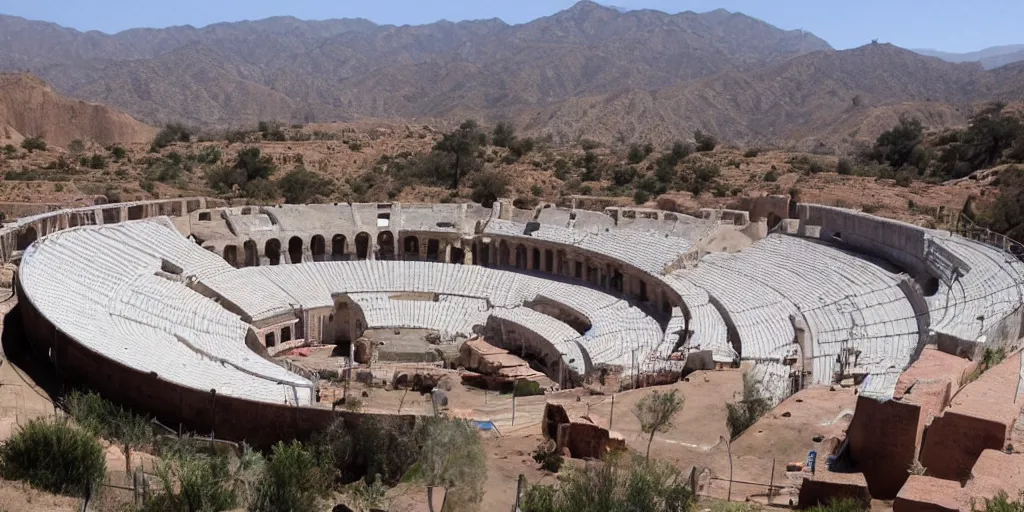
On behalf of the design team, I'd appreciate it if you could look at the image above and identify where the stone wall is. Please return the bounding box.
[919,352,1022,482]
[845,395,922,499]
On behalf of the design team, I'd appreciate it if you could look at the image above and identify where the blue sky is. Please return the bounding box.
[0,0,1019,53]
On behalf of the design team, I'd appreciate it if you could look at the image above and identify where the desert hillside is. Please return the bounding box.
[0,74,156,148]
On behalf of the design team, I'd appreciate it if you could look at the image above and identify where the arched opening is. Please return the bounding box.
[265,332,276,348]
[557,250,568,275]
[611,268,624,293]
[450,246,465,265]
[544,249,554,273]
[223,245,239,268]
[480,244,491,267]
[404,236,420,258]
[471,243,479,266]
[281,326,292,343]
[515,244,528,269]
[499,241,511,266]
[244,240,258,267]
[532,248,541,271]
[288,236,304,264]
[355,232,370,259]
[311,235,326,262]
[265,239,282,266]
[17,226,38,251]
[377,231,395,260]
[767,213,783,232]
[427,239,440,262]
[332,235,347,261]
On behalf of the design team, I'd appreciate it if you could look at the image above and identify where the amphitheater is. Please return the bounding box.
[5,196,1024,451]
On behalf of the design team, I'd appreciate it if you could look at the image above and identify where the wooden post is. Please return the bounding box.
[514,474,526,512]
[398,388,409,413]
[511,388,517,426]
[768,458,775,504]
[609,394,615,432]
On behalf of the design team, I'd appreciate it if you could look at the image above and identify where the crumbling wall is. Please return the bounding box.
[919,411,1008,482]
[845,395,922,499]
[797,473,871,510]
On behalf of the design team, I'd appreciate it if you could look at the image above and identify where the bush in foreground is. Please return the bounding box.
[0,418,106,496]
[521,453,693,512]
[250,441,332,512]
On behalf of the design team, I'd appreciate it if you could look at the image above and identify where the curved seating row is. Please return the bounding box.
[20,219,314,405]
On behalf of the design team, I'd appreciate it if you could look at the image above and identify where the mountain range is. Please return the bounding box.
[914,44,1024,70]
[0,1,1022,147]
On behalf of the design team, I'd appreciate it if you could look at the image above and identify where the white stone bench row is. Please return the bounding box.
[20,220,314,406]
[926,235,1024,342]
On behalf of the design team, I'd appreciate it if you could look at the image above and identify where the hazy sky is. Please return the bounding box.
[0,0,1018,53]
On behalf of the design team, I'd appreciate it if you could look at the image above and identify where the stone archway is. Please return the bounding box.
[223,245,239,268]
[17,226,37,251]
[427,239,440,262]
[311,235,326,262]
[332,235,347,261]
[355,232,370,260]
[377,231,395,260]
[532,248,541,271]
[515,244,527,268]
[265,239,282,266]
[499,240,511,266]
[244,240,258,267]
[404,236,420,258]
[288,236,303,264]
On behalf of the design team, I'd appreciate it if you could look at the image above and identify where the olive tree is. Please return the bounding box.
[633,389,685,459]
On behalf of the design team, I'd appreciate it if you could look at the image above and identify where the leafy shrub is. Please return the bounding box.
[612,166,638,186]
[142,445,262,512]
[579,138,600,151]
[804,498,869,512]
[836,158,853,175]
[250,441,332,512]
[87,154,106,169]
[514,196,540,210]
[257,120,287,142]
[314,416,421,486]
[68,139,85,155]
[627,143,647,164]
[0,418,105,496]
[152,123,194,150]
[763,170,779,182]
[64,390,153,475]
[532,440,564,473]
[743,148,760,158]
[196,145,221,165]
[521,454,693,512]
[634,189,650,205]
[979,491,1024,512]
[531,184,543,197]
[21,137,46,152]
[109,145,127,162]
[726,375,770,440]
[278,166,333,204]
[348,141,363,152]
[694,130,718,152]
[514,379,544,397]
[2,144,16,156]
[407,417,487,511]
[470,171,508,207]
[492,122,516,149]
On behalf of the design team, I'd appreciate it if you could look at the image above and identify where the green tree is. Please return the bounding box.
[64,390,153,476]
[726,375,771,440]
[871,116,924,169]
[143,450,245,512]
[2,144,16,156]
[250,441,332,512]
[581,151,600,181]
[694,130,718,152]
[434,120,487,188]
[68,139,85,155]
[633,390,685,459]
[88,154,107,169]
[152,123,194,150]
[234,147,277,181]
[109,145,127,162]
[278,166,333,204]
[492,122,517,148]
[633,189,650,205]
[407,418,487,512]
[627,143,647,164]
[0,418,106,497]
[21,136,46,152]
[470,170,508,207]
